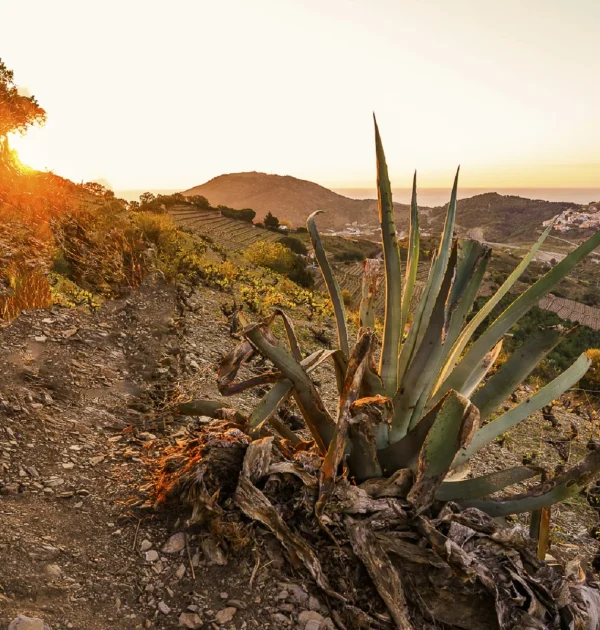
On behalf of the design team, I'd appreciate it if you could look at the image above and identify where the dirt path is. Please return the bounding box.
[0,278,338,630]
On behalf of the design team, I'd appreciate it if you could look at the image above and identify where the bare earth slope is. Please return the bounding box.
[183,172,411,230]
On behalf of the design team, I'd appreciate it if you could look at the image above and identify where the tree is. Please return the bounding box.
[263,211,280,230]
[188,195,210,210]
[279,235,308,256]
[139,192,156,206]
[0,59,46,138]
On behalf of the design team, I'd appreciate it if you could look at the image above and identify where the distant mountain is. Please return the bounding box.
[183,171,410,231]
[183,172,588,243]
[427,193,581,242]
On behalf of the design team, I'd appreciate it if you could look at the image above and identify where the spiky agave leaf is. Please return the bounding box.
[390,243,459,441]
[400,171,419,335]
[433,223,554,392]
[396,169,459,390]
[460,447,600,516]
[436,465,541,501]
[434,229,600,404]
[407,390,479,513]
[307,210,349,357]
[471,326,568,420]
[453,353,591,467]
[373,117,403,396]
[243,322,336,453]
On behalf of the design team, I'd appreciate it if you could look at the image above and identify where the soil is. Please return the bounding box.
[1,275,599,629]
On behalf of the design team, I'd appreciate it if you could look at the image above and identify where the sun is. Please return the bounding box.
[8,128,51,172]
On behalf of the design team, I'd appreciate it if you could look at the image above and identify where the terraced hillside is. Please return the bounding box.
[169,204,282,251]
[539,295,600,330]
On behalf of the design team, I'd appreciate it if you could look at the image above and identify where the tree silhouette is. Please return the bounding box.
[0,59,46,138]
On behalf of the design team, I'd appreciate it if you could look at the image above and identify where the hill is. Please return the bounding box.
[427,192,580,242]
[183,171,411,231]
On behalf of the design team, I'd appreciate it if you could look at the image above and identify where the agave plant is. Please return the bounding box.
[166,119,600,629]
[181,118,600,525]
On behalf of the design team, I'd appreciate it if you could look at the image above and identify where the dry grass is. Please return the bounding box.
[0,265,52,321]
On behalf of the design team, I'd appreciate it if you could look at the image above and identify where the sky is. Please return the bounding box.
[4,0,600,192]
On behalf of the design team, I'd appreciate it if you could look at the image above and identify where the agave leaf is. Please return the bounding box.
[317,332,372,515]
[413,167,460,352]
[459,339,503,399]
[435,228,600,402]
[396,169,459,387]
[377,393,449,475]
[436,465,541,501]
[374,117,403,396]
[472,326,567,420]
[244,323,335,452]
[269,308,302,360]
[390,243,458,440]
[248,350,342,435]
[407,390,479,513]
[400,171,419,333]
[307,210,349,357]
[454,353,591,467]
[434,223,553,392]
[444,240,490,351]
[359,258,381,332]
[459,447,600,516]
[175,399,247,424]
[407,241,491,428]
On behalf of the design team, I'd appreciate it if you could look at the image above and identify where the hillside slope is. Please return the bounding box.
[183,171,411,231]
[428,192,580,242]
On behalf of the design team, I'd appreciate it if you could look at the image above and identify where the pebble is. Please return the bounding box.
[178,612,202,628]
[145,550,159,563]
[308,596,321,611]
[157,601,171,615]
[44,563,63,580]
[162,532,186,554]
[139,539,153,552]
[298,611,324,625]
[8,616,49,630]
[215,607,236,624]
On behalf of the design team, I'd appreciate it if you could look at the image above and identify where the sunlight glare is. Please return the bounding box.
[9,128,51,172]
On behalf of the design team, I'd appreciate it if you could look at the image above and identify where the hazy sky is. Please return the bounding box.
[4,0,599,191]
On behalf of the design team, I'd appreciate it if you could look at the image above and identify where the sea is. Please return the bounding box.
[116,187,600,207]
[334,188,600,207]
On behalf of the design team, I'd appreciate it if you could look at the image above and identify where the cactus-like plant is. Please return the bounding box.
[181,118,600,521]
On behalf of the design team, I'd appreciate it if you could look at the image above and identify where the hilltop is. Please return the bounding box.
[183,171,411,231]
[428,192,581,242]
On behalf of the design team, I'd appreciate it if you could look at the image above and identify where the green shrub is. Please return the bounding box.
[279,235,308,256]
[219,206,256,223]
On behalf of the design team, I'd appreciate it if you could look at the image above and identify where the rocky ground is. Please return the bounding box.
[1,276,599,629]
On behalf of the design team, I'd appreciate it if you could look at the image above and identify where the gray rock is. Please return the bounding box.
[145,550,159,563]
[162,532,186,554]
[8,616,50,630]
[157,600,171,615]
[139,539,152,552]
